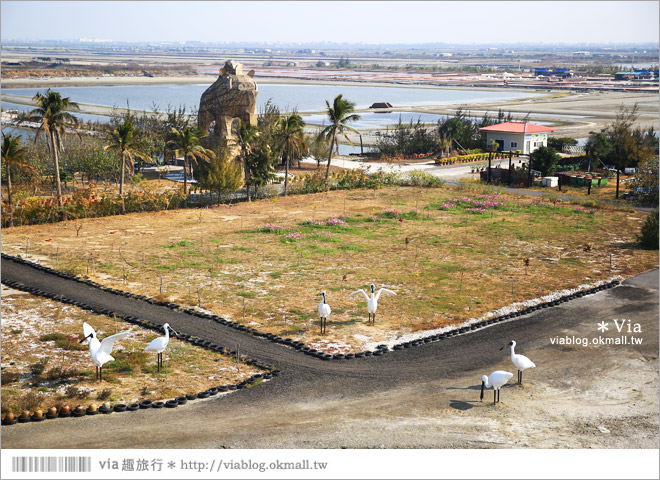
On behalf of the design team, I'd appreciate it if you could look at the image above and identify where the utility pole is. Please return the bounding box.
[487,150,492,183]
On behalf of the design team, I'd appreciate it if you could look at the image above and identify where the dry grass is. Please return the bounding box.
[525,174,636,202]
[0,290,260,416]
[1,184,655,353]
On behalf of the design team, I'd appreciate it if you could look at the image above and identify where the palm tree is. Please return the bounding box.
[29,88,80,219]
[104,119,151,214]
[2,133,36,227]
[318,94,360,184]
[235,119,259,201]
[167,125,215,206]
[276,113,306,196]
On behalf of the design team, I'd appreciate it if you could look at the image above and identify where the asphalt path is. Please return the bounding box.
[1,256,657,448]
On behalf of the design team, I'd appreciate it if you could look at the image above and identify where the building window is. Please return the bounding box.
[510,142,518,148]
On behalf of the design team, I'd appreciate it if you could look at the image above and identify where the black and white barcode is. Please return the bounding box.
[12,456,91,473]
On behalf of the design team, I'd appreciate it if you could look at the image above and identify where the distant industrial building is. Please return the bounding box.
[535,68,573,78]
[479,122,555,155]
[614,70,658,80]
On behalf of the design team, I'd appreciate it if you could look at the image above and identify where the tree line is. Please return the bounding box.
[375,108,524,157]
[2,89,363,225]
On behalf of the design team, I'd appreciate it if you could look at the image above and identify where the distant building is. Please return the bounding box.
[479,122,555,155]
[535,68,572,78]
[534,68,552,76]
[369,102,394,109]
[615,71,658,80]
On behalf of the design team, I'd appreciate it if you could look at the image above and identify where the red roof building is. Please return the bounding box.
[479,122,555,154]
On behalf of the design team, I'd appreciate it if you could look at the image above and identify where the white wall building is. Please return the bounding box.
[479,122,555,155]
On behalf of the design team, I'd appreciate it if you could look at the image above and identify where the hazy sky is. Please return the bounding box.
[2,1,658,44]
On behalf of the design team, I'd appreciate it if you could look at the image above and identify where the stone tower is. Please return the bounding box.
[198,60,258,155]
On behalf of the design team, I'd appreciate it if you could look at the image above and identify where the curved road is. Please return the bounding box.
[2,258,658,448]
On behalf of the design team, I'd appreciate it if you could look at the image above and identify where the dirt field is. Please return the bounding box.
[0,287,260,416]
[1,185,655,354]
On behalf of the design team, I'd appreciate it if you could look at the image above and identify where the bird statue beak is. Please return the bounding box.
[170,327,178,336]
[499,345,506,351]
[480,381,485,401]
[79,334,90,343]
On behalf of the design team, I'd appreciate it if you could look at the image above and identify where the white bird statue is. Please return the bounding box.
[500,340,536,385]
[79,322,130,382]
[480,371,514,404]
[144,323,178,372]
[347,284,397,324]
[318,291,331,334]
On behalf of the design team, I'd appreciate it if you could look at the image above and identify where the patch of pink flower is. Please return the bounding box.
[262,223,291,232]
[301,215,347,227]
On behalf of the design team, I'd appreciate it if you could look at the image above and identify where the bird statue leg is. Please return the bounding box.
[99,367,103,383]
[373,312,376,324]
[493,390,496,404]
[498,390,501,403]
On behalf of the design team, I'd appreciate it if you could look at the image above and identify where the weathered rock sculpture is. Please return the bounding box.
[198,60,258,155]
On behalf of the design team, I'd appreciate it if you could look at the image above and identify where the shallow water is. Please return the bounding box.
[3,83,548,115]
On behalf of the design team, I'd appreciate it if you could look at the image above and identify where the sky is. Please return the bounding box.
[1,1,658,45]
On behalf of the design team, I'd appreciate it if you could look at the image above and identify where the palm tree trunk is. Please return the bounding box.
[50,130,66,221]
[119,150,126,215]
[284,153,289,196]
[6,163,13,228]
[183,154,189,207]
[325,131,336,185]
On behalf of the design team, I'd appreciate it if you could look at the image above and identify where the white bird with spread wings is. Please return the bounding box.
[347,284,397,324]
[79,322,130,382]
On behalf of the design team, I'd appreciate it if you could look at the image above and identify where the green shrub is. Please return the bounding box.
[45,367,78,382]
[2,187,187,228]
[97,388,112,401]
[638,209,659,249]
[29,358,49,376]
[401,170,446,187]
[1,371,21,385]
[40,332,87,351]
